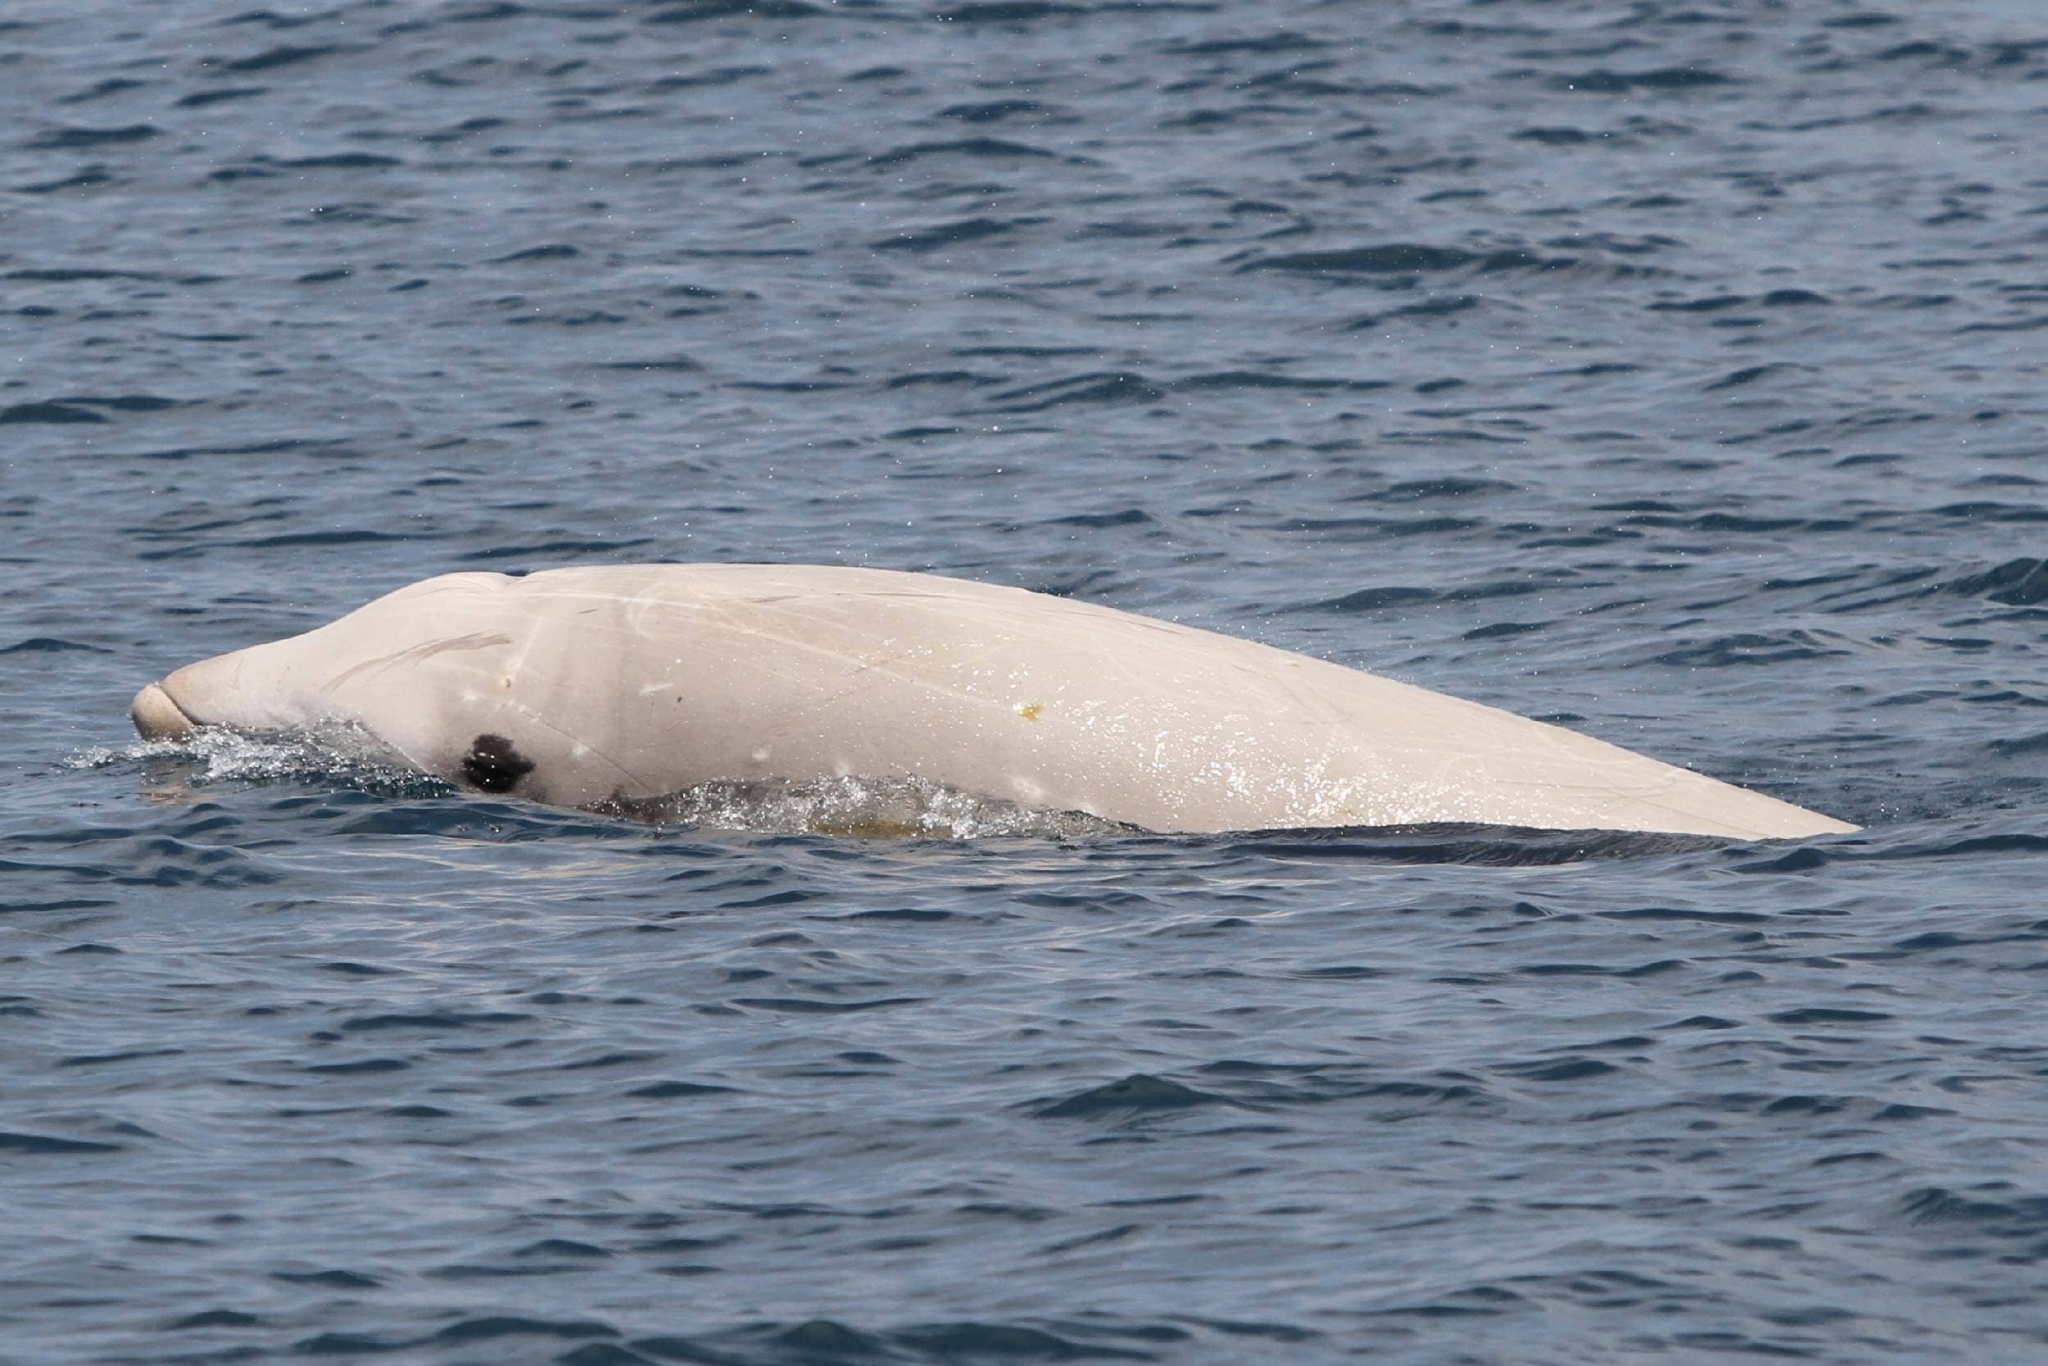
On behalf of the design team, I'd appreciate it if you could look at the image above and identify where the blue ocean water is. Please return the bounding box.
[5,1,2048,1362]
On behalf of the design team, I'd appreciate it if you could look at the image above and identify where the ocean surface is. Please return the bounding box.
[6,1,2048,1362]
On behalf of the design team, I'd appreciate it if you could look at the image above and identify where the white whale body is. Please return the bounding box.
[130,564,1856,839]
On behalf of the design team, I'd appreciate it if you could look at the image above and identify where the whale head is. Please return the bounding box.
[128,572,602,804]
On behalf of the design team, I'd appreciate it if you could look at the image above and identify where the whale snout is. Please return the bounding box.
[132,682,197,741]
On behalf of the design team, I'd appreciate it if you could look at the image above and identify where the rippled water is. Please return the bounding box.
[7,1,2048,1362]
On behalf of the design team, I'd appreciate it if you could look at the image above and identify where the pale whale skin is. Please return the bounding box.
[131,564,1856,839]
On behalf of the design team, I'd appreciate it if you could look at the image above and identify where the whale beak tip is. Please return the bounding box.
[132,682,196,741]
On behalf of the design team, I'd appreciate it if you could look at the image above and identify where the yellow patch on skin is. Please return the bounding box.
[1016,702,1044,722]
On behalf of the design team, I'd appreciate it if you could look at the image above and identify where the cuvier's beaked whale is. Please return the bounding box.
[130,564,1857,839]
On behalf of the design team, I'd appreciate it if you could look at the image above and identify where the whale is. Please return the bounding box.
[129,563,1857,839]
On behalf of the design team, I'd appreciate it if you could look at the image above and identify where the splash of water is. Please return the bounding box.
[78,734,1129,840]
[594,775,1135,840]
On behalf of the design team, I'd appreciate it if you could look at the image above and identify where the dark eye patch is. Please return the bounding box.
[461,733,536,793]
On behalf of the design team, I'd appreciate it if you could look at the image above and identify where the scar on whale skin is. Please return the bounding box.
[461,733,535,793]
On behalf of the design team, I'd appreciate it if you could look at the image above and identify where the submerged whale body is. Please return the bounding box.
[130,564,1856,840]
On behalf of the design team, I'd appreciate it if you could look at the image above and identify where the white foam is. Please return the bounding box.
[597,774,1133,840]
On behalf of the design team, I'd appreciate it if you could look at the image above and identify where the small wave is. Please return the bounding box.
[1946,557,2048,605]
[865,137,1060,168]
[936,2,1086,22]
[1241,243,1581,276]
[681,1317,1172,1363]
[1035,1073,1232,1119]
[1648,631,1850,668]
[0,401,107,424]
[1551,67,1735,93]
[204,44,347,73]
[645,0,824,22]
[1220,825,1728,866]
[983,371,1164,411]
[871,215,1032,252]
[24,124,158,150]
[940,97,1053,121]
